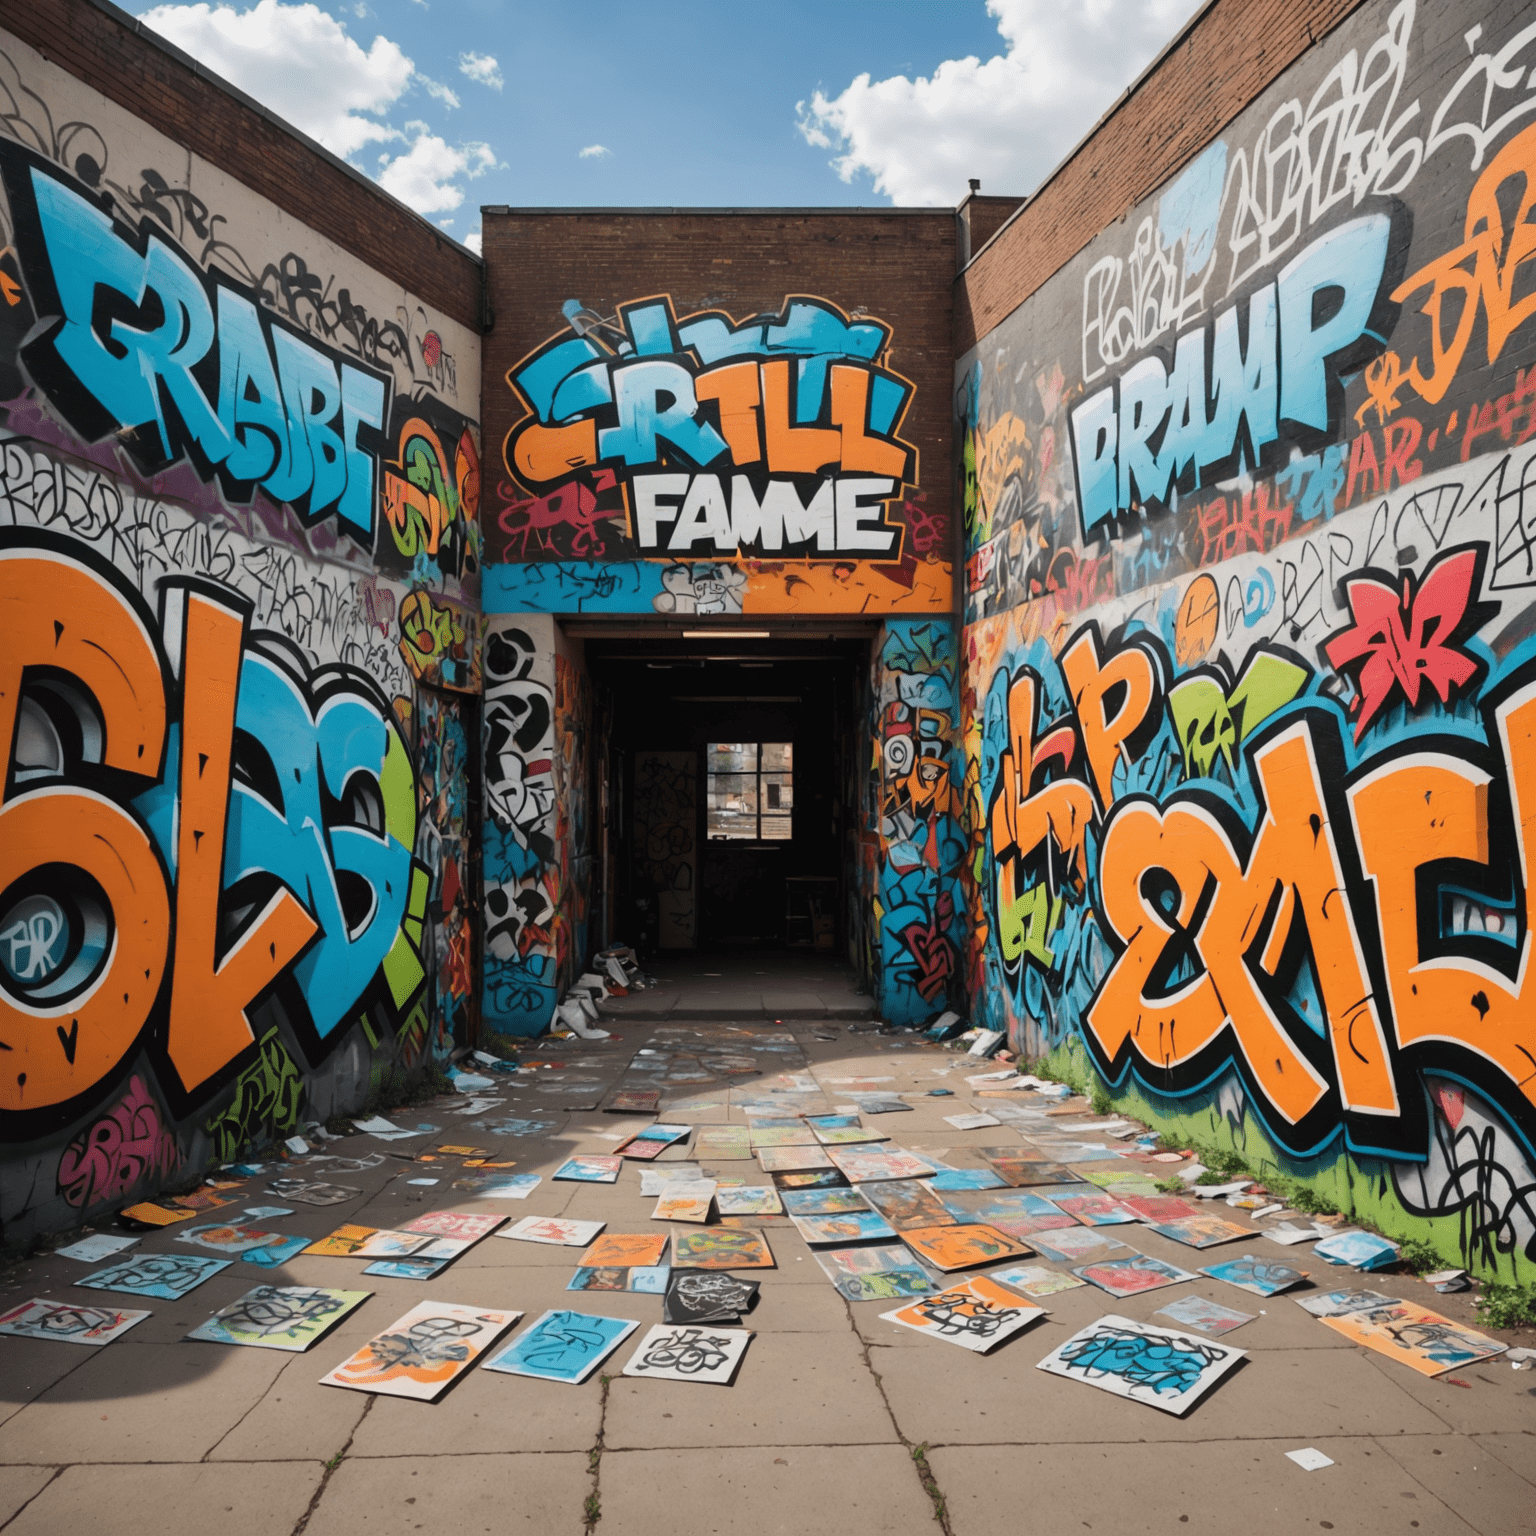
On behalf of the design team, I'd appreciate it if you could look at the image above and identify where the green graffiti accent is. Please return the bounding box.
[999,880,1064,969]
[382,862,431,1010]
[380,720,418,846]
[1168,651,1309,778]
[204,1025,304,1163]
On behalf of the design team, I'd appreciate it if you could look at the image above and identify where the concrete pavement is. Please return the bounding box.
[1,1015,1533,1536]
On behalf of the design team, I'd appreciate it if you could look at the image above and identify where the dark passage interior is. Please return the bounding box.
[581,627,875,969]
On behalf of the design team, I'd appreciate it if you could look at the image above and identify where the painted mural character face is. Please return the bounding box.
[223,645,415,1040]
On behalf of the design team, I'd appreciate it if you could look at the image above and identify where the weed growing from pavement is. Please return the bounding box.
[910,1443,949,1530]
[1398,1238,1446,1275]
[1476,1282,1536,1329]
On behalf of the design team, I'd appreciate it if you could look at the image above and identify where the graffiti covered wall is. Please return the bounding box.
[481,277,953,618]
[0,31,481,1247]
[957,0,1536,1280]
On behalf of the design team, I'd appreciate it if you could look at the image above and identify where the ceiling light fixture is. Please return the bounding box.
[683,629,770,639]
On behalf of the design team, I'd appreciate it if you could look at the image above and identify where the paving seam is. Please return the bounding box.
[1367,1434,1492,1536]
[287,1394,373,1536]
[0,1467,62,1533]
[582,1372,610,1531]
[838,1291,954,1535]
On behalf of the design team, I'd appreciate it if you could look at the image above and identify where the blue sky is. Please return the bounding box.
[135,0,1195,247]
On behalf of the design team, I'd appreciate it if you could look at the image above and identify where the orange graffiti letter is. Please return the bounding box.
[1060,628,1162,812]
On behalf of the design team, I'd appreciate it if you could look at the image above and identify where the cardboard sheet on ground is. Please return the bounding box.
[365,1258,452,1279]
[663,1271,759,1325]
[749,1125,817,1148]
[1142,1214,1252,1249]
[1320,1301,1506,1376]
[695,1128,753,1160]
[755,1145,833,1173]
[828,1148,939,1183]
[670,1229,774,1270]
[242,1235,311,1267]
[1294,1288,1401,1318]
[607,1091,661,1114]
[815,1244,941,1301]
[900,1224,1031,1271]
[881,1274,1047,1353]
[622,1323,752,1383]
[1118,1196,1204,1224]
[1074,1254,1196,1296]
[781,1187,866,1216]
[324,1301,520,1399]
[553,1156,623,1183]
[353,1230,434,1260]
[1156,1295,1256,1336]
[304,1225,377,1257]
[790,1211,896,1245]
[991,1265,1086,1299]
[652,1184,717,1222]
[170,1189,236,1212]
[464,1175,541,1198]
[484,1309,638,1384]
[849,1097,911,1115]
[502,1216,606,1247]
[975,1150,1069,1186]
[188,1286,369,1350]
[0,1298,149,1345]
[399,1212,505,1243]
[713,1185,783,1215]
[568,1265,670,1294]
[1037,1314,1246,1415]
[813,1126,889,1145]
[117,1201,197,1226]
[859,1179,956,1232]
[1200,1256,1309,1296]
[1013,1226,1130,1265]
[1314,1231,1400,1271]
[77,1253,230,1299]
[265,1181,361,1207]
[805,1115,860,1131]
[944,1113,1002,1131]
[771,1168,850,1190]
[985,1213,1079,1240]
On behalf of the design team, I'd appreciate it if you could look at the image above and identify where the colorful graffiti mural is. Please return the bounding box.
[486,293,951,614]
[957,0,1536,1279]
[0,40,479,1250]
[874,620,965,1024]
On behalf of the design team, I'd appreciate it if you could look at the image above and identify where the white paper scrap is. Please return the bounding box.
[1285,1448,1334,1472]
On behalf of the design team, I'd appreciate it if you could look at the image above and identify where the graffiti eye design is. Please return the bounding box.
[12,680,104,785]
[0,871,111,1004]
[336,772,385,837]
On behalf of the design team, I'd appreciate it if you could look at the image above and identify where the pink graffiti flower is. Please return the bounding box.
[1324,547,1486,741]
[421,331,442,368]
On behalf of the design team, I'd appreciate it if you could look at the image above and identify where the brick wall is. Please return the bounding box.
[954,0,1369,352]
[483,208,958,529]
[8,0,481,328]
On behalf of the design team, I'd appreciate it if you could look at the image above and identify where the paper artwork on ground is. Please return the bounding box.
[827,1148,939,1183]
[304,1225,377,1257]
[1027,1227,1134,1265]
[1199,1256,1309,1297]
[790,1212,896,1245]
[771,1169,850,1190]
[568,1265,670,1294]
[756,1146,833,1173]
[188,1287,370,1350]
[553,1156,623,1183]
[399,1212,505,1242]
[77,1254,230,1299]
[621,1323,752,1384]
[1141,1214,1253,1249]
[858,1179,955,1232]
[1314,1232,1401,1271]
[1320,1302,1507,1376]
[880,1274,1047,1353]
[714,1186,783,1216]
[781,1188,866,1216]
[1036,1314,1246,1415]
[1155,1295,1257,1336]
[56,1235,140,1263]
[670,1229,775,1270]
[482,1310,638,1384]
[749,1125,817,1148]
[502,1217,606,1247]
[1074,1254,1197,1296]
[1049,1193,1140,1227]
[322,1301,521,1399]
[814,1244,942,1301]
[0,1298,149,1345]
[900,1224,1031,1272]
[242,1235,312,1267]
[663,1271,760,1325]
[928,1170,1007,1191]
[1293,1289,1401,1318]
[652,1184,717,1223]
[991,1265,1086,1298]
[171,1223,284,1255]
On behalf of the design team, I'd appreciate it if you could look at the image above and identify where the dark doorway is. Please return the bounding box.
[584,630,873,963]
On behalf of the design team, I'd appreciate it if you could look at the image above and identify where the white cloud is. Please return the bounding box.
[377,127,494,214]
[465,229,483,255]
[139,3,501,219]
[140,0,411,159]
[459,51,503,90]
[579,144,611,160]
[421,75,460,110]
[798,0,1197,205]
